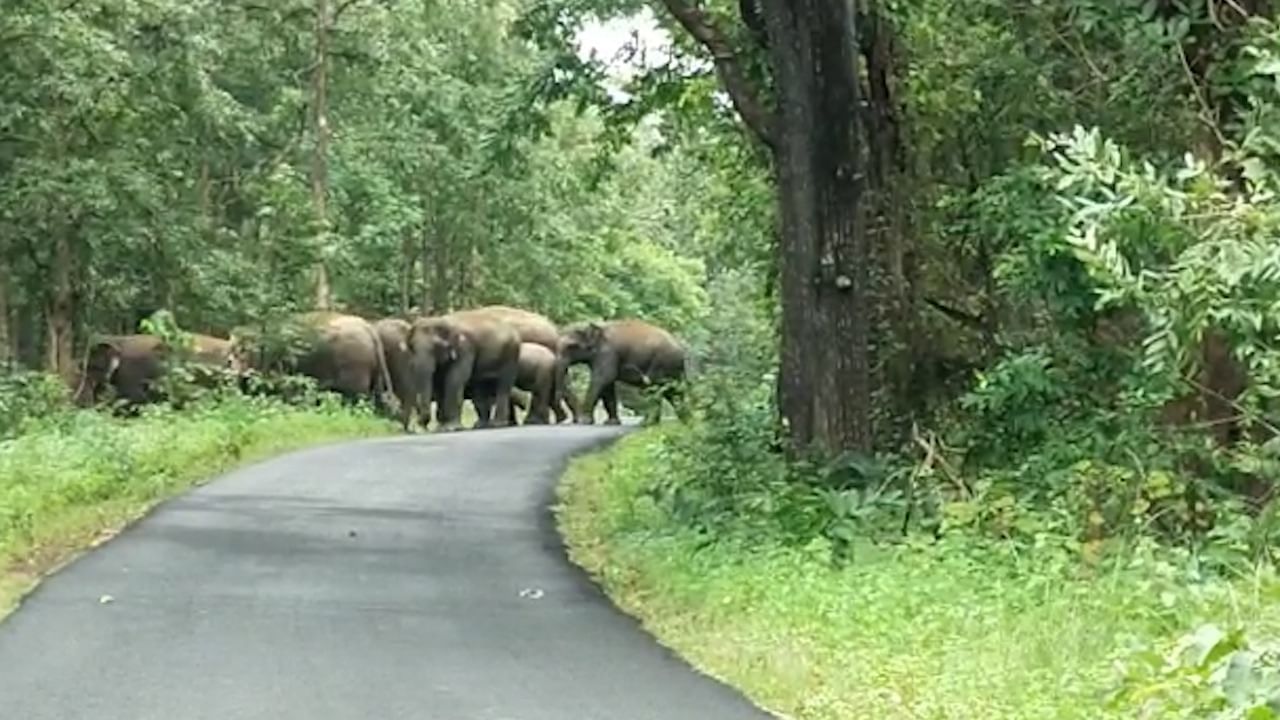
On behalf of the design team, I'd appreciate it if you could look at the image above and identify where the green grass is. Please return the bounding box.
[557,430,1280,719]
[0,396,395,618]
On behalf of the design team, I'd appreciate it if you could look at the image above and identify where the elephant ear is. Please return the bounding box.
[89,340,123,378]
[426,323,460,362]
[442,325,461,361]
[585,321,606,348]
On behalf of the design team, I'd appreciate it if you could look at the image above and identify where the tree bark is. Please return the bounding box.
[401,233,415,315]
[310,0,334,310]
[0,257,11,368]
[763,0,871,454]
[425,218,451,315]
[45,229,75,380]
[661,0,875,454]
[860,2,918,435]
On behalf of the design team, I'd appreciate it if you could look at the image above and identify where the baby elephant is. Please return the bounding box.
[515,342,558,424]
[460,343,560,426]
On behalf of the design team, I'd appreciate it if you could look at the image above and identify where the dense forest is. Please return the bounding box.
[6,0,1280,716]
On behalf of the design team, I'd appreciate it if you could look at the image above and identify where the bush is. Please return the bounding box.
[1111,623,1280,718]
[0,371,72,440]
[559,432,1280,720]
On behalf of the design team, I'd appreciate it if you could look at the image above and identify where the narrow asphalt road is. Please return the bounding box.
[0,425,771,719]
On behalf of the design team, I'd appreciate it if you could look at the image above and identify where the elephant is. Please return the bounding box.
[514,342,557,424]
[373,317,416,431]
[557,319,689,426]
[407,308,521,432]
[75,333,234,409]
[231,312,395,412]
[455,342,558,425]
[428,376,536,427]
[466,305,576,423]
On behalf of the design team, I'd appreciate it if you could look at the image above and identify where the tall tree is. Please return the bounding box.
[661,0,872,453]
[310,0,334,310]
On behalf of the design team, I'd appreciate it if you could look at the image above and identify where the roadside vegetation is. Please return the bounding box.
[0,372,392,617]
[562,431,1280,719]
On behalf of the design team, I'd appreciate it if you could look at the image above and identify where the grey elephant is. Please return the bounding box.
[467,305,576,423]
[514,342,558,424]
[373,317,416,431]
[408,307,521,431]
[429,375,537,427]
[231,312,395,411]
[558,319,689,426]
[459,342,559,425]
[75,332,234,409]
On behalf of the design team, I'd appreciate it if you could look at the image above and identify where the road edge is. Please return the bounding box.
[0,425,396,623]
[548,429,786,720]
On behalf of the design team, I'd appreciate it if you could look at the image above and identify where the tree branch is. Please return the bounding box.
[923,296,986,330]
[658,0,777,149]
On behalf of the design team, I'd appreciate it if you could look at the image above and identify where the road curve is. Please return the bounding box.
[0,425,771,719]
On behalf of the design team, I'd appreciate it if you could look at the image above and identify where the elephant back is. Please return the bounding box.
[463,305,559,349]
[188,334,233,366]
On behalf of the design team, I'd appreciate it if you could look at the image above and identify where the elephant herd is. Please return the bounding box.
[76,305,690,431]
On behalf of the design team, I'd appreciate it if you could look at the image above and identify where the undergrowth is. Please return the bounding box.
[560,430,1280,720]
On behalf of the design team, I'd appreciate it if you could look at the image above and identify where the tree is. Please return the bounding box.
[0,0,714,377]
[660,0,872,453]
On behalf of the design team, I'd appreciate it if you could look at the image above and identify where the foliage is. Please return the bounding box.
[0,0,724,368]
[0,371,72,441]
[1040,125,1280,435]
[559,433,1280,720]
[1112,623,1280,719]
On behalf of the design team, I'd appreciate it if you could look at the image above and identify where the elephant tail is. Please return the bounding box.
[362,322,396,408]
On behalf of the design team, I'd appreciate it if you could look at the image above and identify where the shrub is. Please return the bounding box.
[0,371,72,440]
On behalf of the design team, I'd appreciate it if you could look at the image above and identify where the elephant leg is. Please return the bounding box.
[400,400,415,433]
[602,383,621,426]
[472,383,495,429]
[560,386,581,424]
[437,361,473,432]
[526,374,552,425]
[491,365,518,428]
[578,359,619,425]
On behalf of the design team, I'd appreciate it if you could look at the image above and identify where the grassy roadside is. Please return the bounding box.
[557,430,1280,720]
[0,397,395,619]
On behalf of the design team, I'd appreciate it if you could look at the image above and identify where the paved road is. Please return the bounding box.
[0,425,771,719]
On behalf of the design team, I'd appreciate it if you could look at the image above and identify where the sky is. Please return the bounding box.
[573,9,672,86]
[570,9,726,111]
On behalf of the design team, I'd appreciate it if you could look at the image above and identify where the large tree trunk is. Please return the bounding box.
[0,257,11,368]
[428,230,450,315]
[860,2,916,438]
[400,234,415,315]
[45,230,75,380]
[310,0,334,310]
[764,0,871,454]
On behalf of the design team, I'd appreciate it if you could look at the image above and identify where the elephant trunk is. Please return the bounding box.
[410,351,436,430]
[361,323,400,424]
[554,353,579,422]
